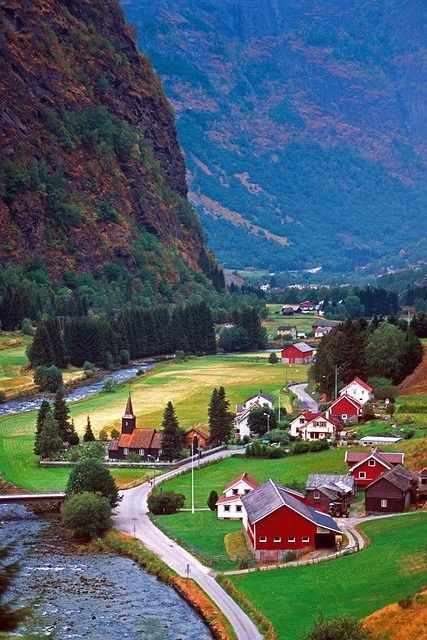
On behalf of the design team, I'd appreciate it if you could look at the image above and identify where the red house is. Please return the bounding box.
[327,394,362,423]
[345,447,404,488]
[241,479,341,561]
[184,425,210,451]
[281,342,313,365]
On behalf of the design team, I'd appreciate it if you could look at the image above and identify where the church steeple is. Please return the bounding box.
[122,394,136,434]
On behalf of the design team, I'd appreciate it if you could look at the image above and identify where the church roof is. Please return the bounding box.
[123,395,135,418]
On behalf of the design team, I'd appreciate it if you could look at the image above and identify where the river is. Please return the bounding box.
[0,359,171,417]
[0,504,212,639]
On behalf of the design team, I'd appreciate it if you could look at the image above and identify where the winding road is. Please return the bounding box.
[113,448,263,640]
[289,383,319,412]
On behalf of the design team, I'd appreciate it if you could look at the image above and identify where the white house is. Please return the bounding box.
[290,411,340,441]
[339,377,374,405]
[216,473,260,520]
[314,325,332,338]
[290,410,318,437]
[234,391,275,439]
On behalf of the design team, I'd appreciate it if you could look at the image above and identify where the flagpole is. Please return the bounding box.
[191,441,195,514]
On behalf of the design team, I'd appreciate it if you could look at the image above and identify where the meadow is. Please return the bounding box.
[262,306,317,341]
[228,513,427,640]
[0,354,308,490]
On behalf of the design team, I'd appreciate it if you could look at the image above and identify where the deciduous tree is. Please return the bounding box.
[66,459,119,507]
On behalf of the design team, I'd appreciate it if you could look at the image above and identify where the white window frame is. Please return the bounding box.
[359,471,366,479]
[381,499,387,508]
[123,447,128,455]
[368,459,376,467]
[224,505,230,512]
[236,505,242,513]
[273,536,281,543]
[314,491,320,499]
[287,536,296,543]
[259,536,267,543]
[342,414,347,419]
[302,536,310,543]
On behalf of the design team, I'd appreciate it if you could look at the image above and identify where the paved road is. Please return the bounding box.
[114,448,263,640]
[289,383,318,412]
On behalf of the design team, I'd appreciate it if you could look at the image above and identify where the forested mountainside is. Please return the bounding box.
[0,0,223,322]
[123,0,426,272]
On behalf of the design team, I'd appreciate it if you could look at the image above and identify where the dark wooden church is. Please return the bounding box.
[108,396,162,461]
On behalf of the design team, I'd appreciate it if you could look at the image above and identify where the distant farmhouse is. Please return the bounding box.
[234,391,275,439]
[276,325,297,340]
[290,411,342,441]
[108,397,162,461]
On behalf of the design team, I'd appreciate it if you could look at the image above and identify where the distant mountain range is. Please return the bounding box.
[123,0,426,273]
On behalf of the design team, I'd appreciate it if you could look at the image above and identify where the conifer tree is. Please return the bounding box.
[208,387,233,444]
[28,324,55,367]
[83,416,95,442]
[34,399,51,455]
[161,401,183,461]
[37,410,63,460]
[44,317,67,368]
[53,387,77,444]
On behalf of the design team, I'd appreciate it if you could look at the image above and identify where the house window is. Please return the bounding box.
[139,449,145,456]
[288,536,296,543]
[232,488,238,495]
[123,448,128,455]
[368,459,376,467]
[224,505,230,512]
[273,536,281,543]
[381,499,388,508]
[314,491,320,499]
[259,536,267,543]
[236,505,242,512]
[302,536,310,543]
[244,489,250,494]
[342,414,347,420]
[359,471,366,479]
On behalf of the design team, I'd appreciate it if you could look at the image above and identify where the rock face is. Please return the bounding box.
[0,0,217,281]
[123,0,426,272]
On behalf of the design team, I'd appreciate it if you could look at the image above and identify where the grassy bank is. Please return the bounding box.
[0,354,307,490]
[227,513,427,640]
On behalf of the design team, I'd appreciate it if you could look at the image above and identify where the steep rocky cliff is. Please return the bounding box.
[0,0,220,291]
[123,0,426,272]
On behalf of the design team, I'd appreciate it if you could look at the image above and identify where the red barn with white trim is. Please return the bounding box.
[327,394,362,423]
[345,447,404,488]
[281,342,313,365]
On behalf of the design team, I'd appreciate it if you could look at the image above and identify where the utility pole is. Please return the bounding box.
[278,394,281,423]
[334,365,338,400]
[191,440,195,514]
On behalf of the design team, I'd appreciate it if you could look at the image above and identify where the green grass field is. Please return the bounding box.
[0,354,308,490]
[263,305,317,341]
[228,513,427,640]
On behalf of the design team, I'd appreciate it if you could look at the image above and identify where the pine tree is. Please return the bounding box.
[28,324,55,367]
[207,490,219,510]
[53,387,73,444]
[34,399,51,455]
[209,387,233,444]
[83,416,95,442]
[160,401,183,461]
[37,410,63,460]
[44,317,67,368]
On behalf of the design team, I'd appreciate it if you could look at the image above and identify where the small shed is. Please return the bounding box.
[184,426,210,451]
[365,465,418,515]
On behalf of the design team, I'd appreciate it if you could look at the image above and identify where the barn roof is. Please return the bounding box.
[341,377,373,394]
[185,425,210,438]
[306,474,355,493]
[241,479,341,533]
[366,465,418,492]
[224,473,260,493]
[330,394,362,410]
[345,448,404,466]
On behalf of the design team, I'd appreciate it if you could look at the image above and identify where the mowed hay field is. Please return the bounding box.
[263,305,317,340]
[0,333,33,397]
[0,354,308,490]
[229,513,427,640]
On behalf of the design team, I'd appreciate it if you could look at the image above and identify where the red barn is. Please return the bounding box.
[241,479,341,561]
[365,465,418,514]
[281,342,313,364]
[327,394,362,423]
[345,447,404,488]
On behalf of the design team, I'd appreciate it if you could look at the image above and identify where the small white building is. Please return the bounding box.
[290,411,340,441]
[339,377,374,406]
[234,391,275,439]
[216,473,260,520]
[314,326,332,338]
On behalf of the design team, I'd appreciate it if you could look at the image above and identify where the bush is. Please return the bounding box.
[118,349,130,365]
[62,492,111,541]
[207,490,218,510]
[66,459,119,507]
[63,441,106,462]
[102,379,118,393]
[21,318,33,335]
[291,440,310,454]
[147,490,185,515]
[302,613,372,640]
[268,352,279,364]
[308,439,330,452]
[83,361,96,377]
[33,365,63,392]
[126,452,141,463]
[175,350,186,361]
[98,427,110,441]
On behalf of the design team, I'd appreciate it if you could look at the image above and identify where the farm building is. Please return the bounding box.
[311,319,341,332]
[345,447,404,488]
[234,391,275,439]
[339,377,374,405]
[241,479,341,561]
[216,473,260,520]
[418,468,427,497]
[299,300,315,313]
[276,325,297,340]
[326,394,362,423]
[108,396,162,461]
[314,326,332,338]
[305,474,355,513]
[184,425,210,451]
[365,465,418,515]
[281,342,313,365]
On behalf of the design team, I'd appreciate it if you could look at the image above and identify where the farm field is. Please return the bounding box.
[263,305,317,340]
[229,513,427,640]
[0,354,308,490]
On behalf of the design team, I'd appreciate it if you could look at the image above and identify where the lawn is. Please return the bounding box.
[150,450,348,567]
[0,354,308,490]
[229,513,427,640]
[263,306,317,341]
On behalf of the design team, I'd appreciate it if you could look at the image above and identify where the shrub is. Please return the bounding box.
[33,365,63,392]
[207,490,218,510]
[21,318,33,335]
[118,349,130,365]
[102,379,118,393]
[302,612,372,640]
[62,492,111,541]
[291,440,310,454]
[110,428,120,439]
[308,439,330,452]
[64,441,105,462]
[175,350,186,361]
[126,452,141,463]
[147,490,185,515]
[98,427,110,441]
[268,352,279,364]
[66,459,119,507]
[83,361,96,377]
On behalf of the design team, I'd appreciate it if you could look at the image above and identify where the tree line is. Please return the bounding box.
[312,318,422,396]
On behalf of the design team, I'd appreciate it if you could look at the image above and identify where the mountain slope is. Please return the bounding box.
[123,0,426,272]
[0,0,221,297]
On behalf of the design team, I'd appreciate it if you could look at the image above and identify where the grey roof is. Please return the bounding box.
[245,390,275,404]
[306,474,355,494]
[313,486,340,500]
[241,479,341,534]
[293,342,313,353]
[277,325,296,331]
[368,465,418,492]
[312,319,341,327]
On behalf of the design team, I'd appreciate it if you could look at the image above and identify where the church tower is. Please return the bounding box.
[121,395,136,434]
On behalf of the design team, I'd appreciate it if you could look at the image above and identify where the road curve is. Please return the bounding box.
[289,383,318,412]
[114,449,263,640]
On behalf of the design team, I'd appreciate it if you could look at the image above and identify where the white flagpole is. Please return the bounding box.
[191,441,195,514]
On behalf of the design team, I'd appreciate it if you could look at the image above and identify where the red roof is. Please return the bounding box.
[216,495,242,505]
[329,394,362,411]
[223,473,260,493]
[345,447,404,467]
[117,428,161,450]
[123,395,135,418]
[341,377,373,394]
[108,438,119,451]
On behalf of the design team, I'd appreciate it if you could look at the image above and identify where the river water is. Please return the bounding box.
[0,359,171,417]
[0,505,212,639]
